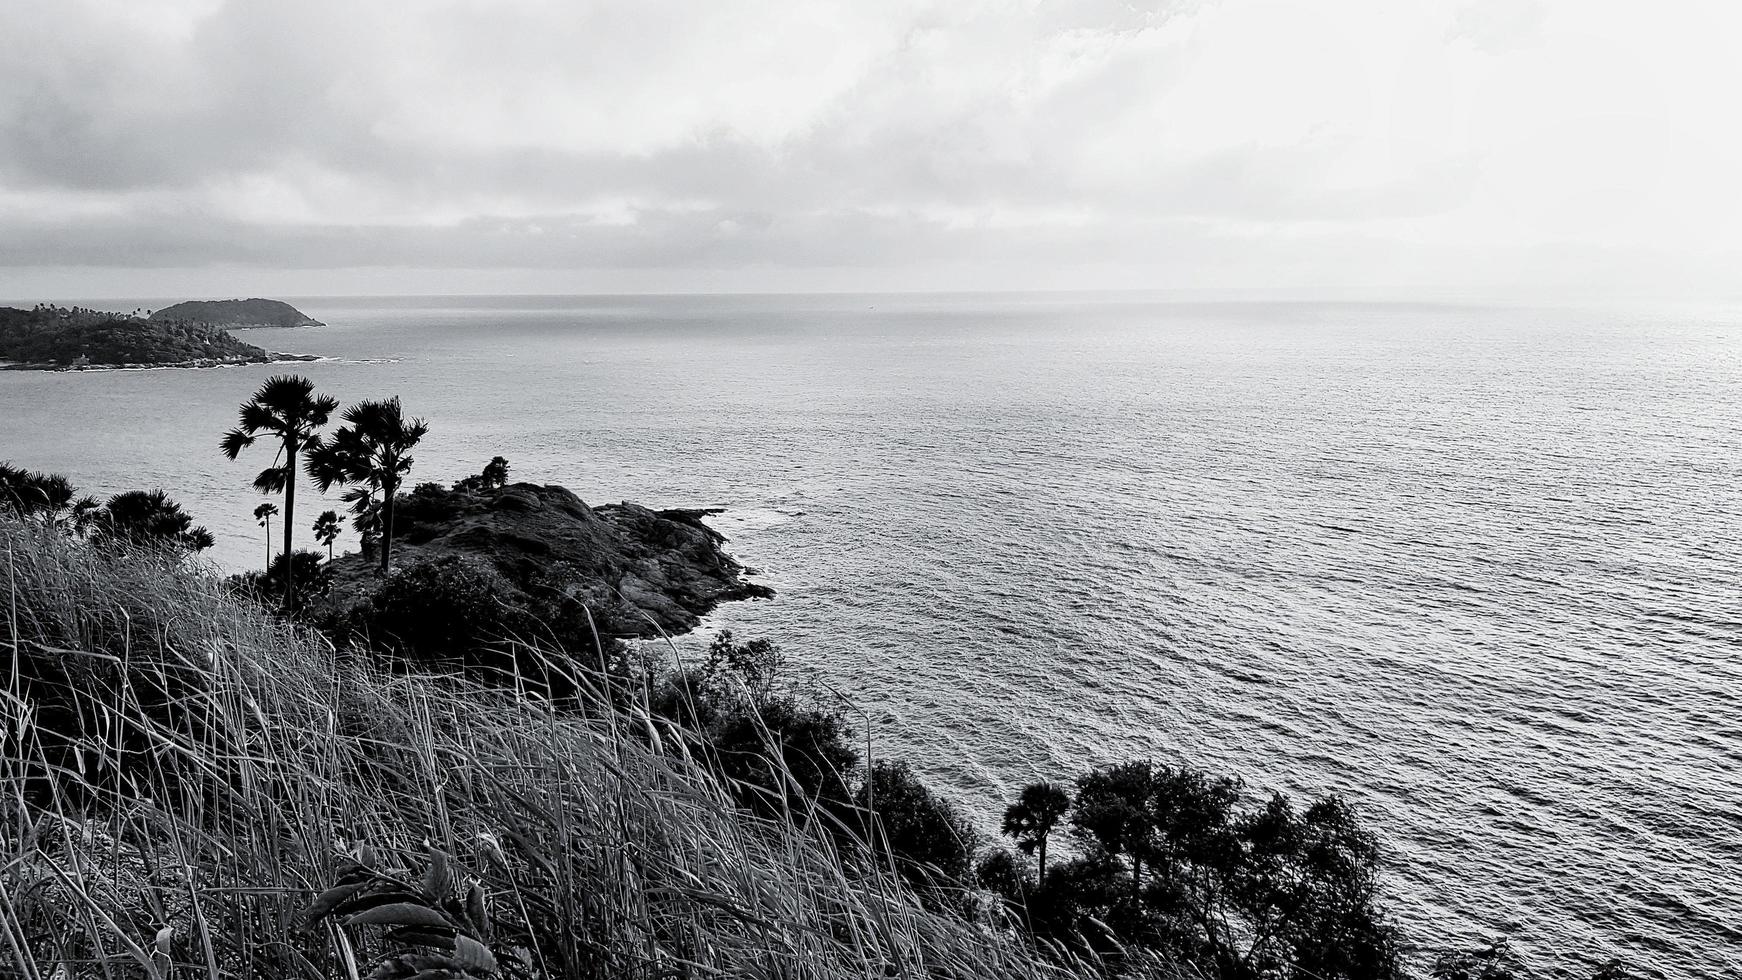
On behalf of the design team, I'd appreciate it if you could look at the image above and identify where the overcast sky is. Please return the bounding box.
[2,0,1738,298]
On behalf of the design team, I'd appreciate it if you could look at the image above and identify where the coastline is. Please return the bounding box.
[0,352,323,372]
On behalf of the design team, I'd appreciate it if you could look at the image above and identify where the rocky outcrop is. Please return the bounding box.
[150,299,324,328]
[323,482,771,639]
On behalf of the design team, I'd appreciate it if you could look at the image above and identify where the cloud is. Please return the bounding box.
[1,0,1738,296]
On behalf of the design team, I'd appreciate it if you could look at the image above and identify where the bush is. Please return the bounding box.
[227,549,330,610]
[92,489,214,552]
[709,693,859,821]
[855,760,979,894]
[358,556,536,664]
[394,481,465,526]
[988,760,1405,979]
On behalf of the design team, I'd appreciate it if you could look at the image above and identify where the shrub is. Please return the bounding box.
[708,692,860,821]
[855,760,979,894]
[992,761,1404,979]
[228,549,330,610]
[92,488,215,552]
[359,556,535,664]
[395,481,466,526]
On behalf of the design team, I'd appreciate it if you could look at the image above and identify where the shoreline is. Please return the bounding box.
[0,352,323,373]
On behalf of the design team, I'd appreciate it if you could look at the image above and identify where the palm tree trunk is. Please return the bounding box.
[1039,836,1048,888]
[283,443,297,610]
[264,525,271,572]
[380,484,396,573]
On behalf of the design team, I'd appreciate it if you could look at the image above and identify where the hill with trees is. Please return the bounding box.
[0,304,290,369]
[150,297,324,327]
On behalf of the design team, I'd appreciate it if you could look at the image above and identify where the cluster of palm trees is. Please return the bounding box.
[220,375,428,609]
[0,464,216,552]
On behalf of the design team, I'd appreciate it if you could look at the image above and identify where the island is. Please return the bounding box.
[150,298,324,328]
[0,305,316,370]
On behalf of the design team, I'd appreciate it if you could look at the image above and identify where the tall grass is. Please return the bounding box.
[0,518,1184,980]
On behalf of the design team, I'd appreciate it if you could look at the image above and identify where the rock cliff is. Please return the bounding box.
[324,482,771,639]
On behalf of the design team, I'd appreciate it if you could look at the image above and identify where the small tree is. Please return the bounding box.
[855,760,979,900]
[1072,761,1159,896]
[254,502,279,572]
[312,510,340,560]
[1002,782,1072,886]
[482,455,509,489]
[454,455,511,494]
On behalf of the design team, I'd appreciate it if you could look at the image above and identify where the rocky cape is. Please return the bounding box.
[0,305,315,370]
[321,481,772,639]
[150,298,324,328]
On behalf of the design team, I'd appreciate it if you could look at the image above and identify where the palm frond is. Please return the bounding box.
[237,401,282,435]
[253,466,290,495]
[219,428,255,460]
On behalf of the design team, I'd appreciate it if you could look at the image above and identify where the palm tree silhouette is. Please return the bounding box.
[1002,782,1072,887]
[254,502,279,571]
[220,375,338,608]
[312,509,340,561]
[96,490,214,552]
[308,397,429,573]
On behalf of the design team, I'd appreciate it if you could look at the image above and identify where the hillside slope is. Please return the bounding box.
[0,518,1170,980]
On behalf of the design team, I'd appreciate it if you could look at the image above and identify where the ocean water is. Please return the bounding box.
[1,294,1738,978]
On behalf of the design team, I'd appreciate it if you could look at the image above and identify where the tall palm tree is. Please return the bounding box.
[254,502,279,571]
[308,397,429,573]
[220,375,338,608]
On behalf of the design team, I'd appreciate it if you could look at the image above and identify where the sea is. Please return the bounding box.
[1,294,1738,978]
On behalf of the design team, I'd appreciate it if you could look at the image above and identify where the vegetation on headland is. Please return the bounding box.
[0,374,1647,979]
[150,297,324,328]
[0,304,310,370]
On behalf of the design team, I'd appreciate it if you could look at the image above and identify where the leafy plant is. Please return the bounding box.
[306,848,521,980]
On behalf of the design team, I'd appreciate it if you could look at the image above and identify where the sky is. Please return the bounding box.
[2,0,1739,299]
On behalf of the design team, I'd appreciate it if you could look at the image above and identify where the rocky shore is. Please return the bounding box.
[320,481,772,639]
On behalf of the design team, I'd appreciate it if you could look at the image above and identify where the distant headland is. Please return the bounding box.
[0,304,317,371]
[150,297,324,328]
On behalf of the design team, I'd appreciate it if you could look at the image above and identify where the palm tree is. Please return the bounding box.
[1002,782,1072,886]
[254,502,279,571]
[312,510,341,561]
[308,397,429,573]
[220,376,338,608]
[95,490,214,553]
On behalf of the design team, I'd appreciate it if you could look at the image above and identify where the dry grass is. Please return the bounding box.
[0,518,1184,980]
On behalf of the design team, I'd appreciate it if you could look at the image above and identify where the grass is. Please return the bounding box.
[0,517,1185,980]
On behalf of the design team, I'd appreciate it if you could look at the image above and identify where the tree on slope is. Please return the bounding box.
[313,509,341,561]
[220,375,338,609]
[308,397,429,573]
[1002,781,1072,886]
[254,502,279,571]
